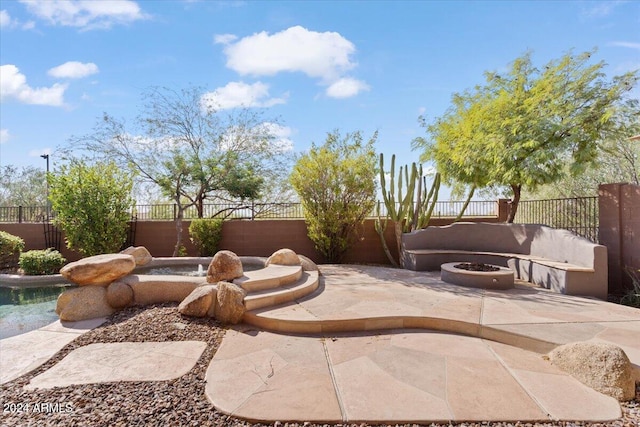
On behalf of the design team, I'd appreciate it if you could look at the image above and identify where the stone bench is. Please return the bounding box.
[401,222,608,299]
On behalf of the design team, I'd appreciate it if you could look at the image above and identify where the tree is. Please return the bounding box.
[414,50,638,222]
[529,99,640,198]
[290,130,378,263]
[0,165,47,206]
[64,86,291,256]
[48,160,134,256]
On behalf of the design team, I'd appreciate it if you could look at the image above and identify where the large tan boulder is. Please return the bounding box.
[122,275,203,305]
[178,285,217,317]
[297,254,319,272]
[207,250,243,283]
[56,286,115,321]
[549,342,635,401]
[120,246,152,266]
[60,254,136,286]
[214,281,246,324]
[106,281,134,309]
[266,248,300,266]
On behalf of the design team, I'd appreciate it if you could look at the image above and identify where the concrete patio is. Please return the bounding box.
[2,264,639,424]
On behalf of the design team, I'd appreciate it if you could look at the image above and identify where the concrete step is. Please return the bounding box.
[233,265,302,293]
[243,271,319,311]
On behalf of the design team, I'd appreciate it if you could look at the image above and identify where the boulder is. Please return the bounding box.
[120,246,152,266]
[207,250,243,283]
[214,281,246,324]
[549,342,635,401]
[106,281,134,309]
[298,254,319,272]
[56,286,115,321]
[60,254,136,286]
[178,285,217,317]
[266,248,300,266]
[122,275,203,305]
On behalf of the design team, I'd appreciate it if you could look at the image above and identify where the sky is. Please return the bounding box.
[1,0,639,195]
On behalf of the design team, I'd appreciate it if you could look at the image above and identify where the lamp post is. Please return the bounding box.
[41,154,50,217]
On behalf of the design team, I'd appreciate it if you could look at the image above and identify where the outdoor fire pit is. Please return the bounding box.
[440,262,514,290]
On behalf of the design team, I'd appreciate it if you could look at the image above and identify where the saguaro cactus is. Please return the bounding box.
[375,153,441,266]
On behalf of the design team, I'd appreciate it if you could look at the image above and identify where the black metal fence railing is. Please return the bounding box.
[0,201,499,223]
[515,197,599,243]
[0,206,48,223]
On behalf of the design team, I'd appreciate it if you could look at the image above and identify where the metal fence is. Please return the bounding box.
[515,197,599,243]
[0,200,499,223]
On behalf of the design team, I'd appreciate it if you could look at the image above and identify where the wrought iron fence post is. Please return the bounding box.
[18,206,23,223]
[173,203,177,221]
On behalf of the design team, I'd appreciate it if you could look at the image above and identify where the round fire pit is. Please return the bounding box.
[440,262,514,290]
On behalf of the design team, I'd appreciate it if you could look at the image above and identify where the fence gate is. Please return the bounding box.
[42,214,62,251]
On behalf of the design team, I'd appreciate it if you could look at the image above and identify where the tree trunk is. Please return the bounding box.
[507,184,522,223]
[173,207,184,257]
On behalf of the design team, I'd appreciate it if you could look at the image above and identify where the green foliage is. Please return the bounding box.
[290,130,378,263]
[528,99,640,198]
[414,50,638,222]
[48,160,134,257]
[0,231,25,270]
[0,165,47,206]
[189,218,224,256]
[66,86,289,256]
[375,154,441,266]
[19,249,66,275]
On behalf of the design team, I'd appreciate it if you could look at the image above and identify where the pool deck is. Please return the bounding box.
[2,264,639,424]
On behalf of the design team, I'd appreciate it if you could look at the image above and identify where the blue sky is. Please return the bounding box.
[1,0,639,188]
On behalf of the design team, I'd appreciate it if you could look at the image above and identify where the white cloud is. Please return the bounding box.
[260,122,294,152]
[214,33,237,45]
[581,0,628,19]
[220,26,357,82]
[48,61,99,79]
[0,9,34,29]
[19,0,148,30]
[609,41,640,51]
[0,128,10,144]
[0,10,10,28]
[201,81,287,110]
[326,77,369,98]
[0,64,67,106]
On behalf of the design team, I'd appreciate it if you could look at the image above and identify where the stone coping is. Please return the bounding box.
[0,256,267,288]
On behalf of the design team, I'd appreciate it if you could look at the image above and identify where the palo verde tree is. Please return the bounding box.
[414,50,638,222]
[529,98,640,198]
[290,130,378,263]
[64,86,288,256]
[48,160,134,257]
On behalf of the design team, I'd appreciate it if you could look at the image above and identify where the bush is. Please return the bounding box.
[189,218,224,256]
[19,249,67,275]
[0,231,25,270]
[620,267,640,308]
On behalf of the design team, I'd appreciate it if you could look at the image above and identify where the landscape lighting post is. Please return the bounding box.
[41,154,50,217]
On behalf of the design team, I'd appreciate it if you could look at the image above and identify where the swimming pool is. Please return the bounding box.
[0,259,264,339]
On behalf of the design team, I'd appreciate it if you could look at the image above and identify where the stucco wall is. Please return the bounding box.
[1,217,499,265]
[599,183,640,294]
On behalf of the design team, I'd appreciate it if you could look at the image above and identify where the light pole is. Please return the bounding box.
[41,154,50,217]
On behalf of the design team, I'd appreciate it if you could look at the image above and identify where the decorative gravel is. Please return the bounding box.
[1,304,638,427]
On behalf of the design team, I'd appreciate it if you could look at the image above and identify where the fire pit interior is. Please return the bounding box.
[440,262,515,290]
[453,262,500,272]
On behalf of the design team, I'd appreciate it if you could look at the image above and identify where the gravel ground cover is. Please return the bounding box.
[1,303,638,427]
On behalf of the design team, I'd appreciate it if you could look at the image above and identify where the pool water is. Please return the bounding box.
[0,285,73,340]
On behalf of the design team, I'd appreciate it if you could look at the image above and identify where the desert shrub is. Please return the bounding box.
[620,267,640,308]
[290,130,377,262]
[189,218,224,256]
[19,249,67,275]
[0,231,25,270]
